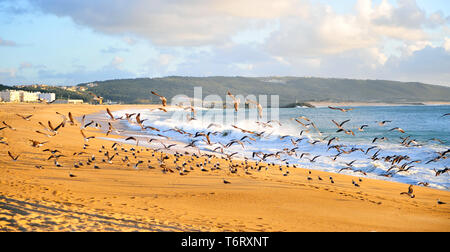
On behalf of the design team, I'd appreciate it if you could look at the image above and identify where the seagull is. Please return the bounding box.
[358,125,369,132]
[309,155,321,162]
[332,119,350,129]
[38,98,56,104]
[47,120,64,134]
[2,121,16,131]
[68,112,76,126]
[151,91,167,106]
[88,91,103,104]
[106,108,117,121]
[16,114,33,121]
[437,199,446,205]
[80,130,95,142]
[231,125,255,134]
[227,91,240,112]
[29,140,48,148]
[125,136,137,142]
[292,116,311,122]
[328,106,353,112]
[372,137,388,143]
[433,167,449,176]
[207,123,222,129]
[377,120,391,126]
[246,99,263,118]
[223,179,231,184]
[400,185,415,198]
[7,151,20,161]
[389,127,405,133]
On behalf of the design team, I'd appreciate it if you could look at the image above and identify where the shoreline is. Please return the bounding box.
[307,101,450,107]
[99,107,450,191]
[0,104,449,231]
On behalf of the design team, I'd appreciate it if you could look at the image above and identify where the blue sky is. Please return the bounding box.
[0,0,449,86]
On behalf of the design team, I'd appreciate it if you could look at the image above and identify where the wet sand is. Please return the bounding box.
[0,103,449,232]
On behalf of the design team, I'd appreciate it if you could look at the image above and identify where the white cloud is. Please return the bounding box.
[3,0,448,86]
[111,56,124,67]
[444,37,450,52]
[158,54,174,66]
[28,0,302,47]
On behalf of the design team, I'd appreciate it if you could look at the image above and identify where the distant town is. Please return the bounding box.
[0,83,100,104]
[0,89,56,103]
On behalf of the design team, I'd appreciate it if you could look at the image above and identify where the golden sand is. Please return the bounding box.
[0,103,449,232]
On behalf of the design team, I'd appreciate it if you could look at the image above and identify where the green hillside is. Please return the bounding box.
[77,76,450,106]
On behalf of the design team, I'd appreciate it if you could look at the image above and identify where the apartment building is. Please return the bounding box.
[0,90,56,103]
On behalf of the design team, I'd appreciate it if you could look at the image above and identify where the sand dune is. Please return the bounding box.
[0,103,449,232]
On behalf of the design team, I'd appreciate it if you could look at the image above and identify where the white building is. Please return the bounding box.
[0,90,21,102]
[21,91,40,102]
[0,90,55,103]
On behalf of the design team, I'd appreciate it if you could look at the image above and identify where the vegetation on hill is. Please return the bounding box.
[78,76,450,106]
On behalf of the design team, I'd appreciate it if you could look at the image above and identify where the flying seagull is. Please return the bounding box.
[151,91,167,106]
[389,127,405,133]
[106,108,117,121]
[227,91,240,112]
[16,114,33,121]
[246,99,263,118]
[88,91,103,104]
[377,120,391,126]
[328,106,353,112]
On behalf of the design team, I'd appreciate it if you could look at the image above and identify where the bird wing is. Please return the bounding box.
[8,151,18,160]
[227,91,237,101]
[68,112,75,124]
[340,119,350,127]
[48,121,56,131]
[80,130,87,139]
[106,108,115,120]
[331,120,341,128]
[151,91,162,97]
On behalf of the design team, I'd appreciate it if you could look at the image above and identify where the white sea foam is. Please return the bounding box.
[111,106,450,190]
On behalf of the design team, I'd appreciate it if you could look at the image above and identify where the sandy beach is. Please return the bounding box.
[0,103,449,232]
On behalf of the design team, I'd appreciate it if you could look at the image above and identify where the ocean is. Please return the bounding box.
[111,105,450,190]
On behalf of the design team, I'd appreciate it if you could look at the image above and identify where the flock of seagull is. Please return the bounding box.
[1,90,449,205]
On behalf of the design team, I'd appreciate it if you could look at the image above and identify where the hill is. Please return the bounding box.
[77,76,450,106]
